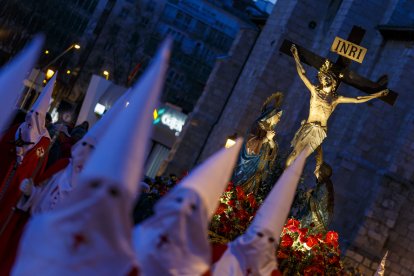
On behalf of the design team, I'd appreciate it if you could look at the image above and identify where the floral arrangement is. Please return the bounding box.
[142,176,346,274]
[277,218,343,275]
[209,182,259,242]
[209,186,343,275]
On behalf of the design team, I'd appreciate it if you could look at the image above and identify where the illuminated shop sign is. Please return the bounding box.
[153,106,187,136]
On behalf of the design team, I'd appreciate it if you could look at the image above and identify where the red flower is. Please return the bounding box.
[277,250,289,259]
[281,234,293,247]
[298,227,308,237]
[300,235,308,243]
[227,200,235,207]
[216,203,227,215]
[306,236,319,248]
[235,186,246,199]
[285,218,300,232]
[226,182,234,192]
[328,255,339,264]
[246,193,257,208]
[313,254,324,264]
[304,265,324,276]
[238,209,249,220]
[325,231,339,248]
[314,233,323,240]
[220,215,228,223]
[220,224,232,234]
[286,218,300,228]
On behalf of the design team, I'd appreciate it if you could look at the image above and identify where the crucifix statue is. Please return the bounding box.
[280,26,398,180]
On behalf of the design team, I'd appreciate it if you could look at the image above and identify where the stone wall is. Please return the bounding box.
[158,27,259,175]
[343,174,414,275]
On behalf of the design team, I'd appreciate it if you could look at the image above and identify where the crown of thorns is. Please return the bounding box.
[318,60,334,76]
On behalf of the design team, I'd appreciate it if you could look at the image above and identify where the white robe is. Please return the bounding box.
[17,162,75,215]
[134,187,211,276]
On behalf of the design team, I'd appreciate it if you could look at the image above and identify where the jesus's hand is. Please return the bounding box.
[380,89,390,97]
[290,44,298,57]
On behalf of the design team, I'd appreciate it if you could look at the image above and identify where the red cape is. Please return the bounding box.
[0,134,51,276]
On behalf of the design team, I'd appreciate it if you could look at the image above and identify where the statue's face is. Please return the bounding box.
[319,73,333,88]
[266,111,282,126]
[266,130,275,140]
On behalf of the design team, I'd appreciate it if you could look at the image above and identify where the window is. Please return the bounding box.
[162,5,176,20]
[194,20,207,36]
[174,11,192,28]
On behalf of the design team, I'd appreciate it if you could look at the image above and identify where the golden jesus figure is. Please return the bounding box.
[286,44,389,180]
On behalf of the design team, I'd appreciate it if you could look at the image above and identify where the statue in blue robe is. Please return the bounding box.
[232,93,283,194]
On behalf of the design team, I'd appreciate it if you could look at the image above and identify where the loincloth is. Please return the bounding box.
[291,121,327,151]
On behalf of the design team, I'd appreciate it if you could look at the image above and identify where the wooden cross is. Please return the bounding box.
[279,26,398,105]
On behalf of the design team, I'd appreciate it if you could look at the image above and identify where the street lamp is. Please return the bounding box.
[45,69,55,80]
[20,43,81,109]
[103,70,109,80]
[42,43,80,71]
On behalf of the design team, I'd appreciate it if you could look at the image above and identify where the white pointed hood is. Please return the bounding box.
[134,139,243,275]
[15,72,55,163]
[31,71,56,115]
[0,35,43,132]
[212,148,308,276]
[80,88,131,147]
[80,38,171,195]
[252,147,307,236]
[12,39,172,276]
[70,88,132,174]
[180,138,243,220]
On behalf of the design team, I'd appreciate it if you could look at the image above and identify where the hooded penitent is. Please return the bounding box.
[0,36,49,276]
[12,39,171,276]
[213,148,308,276]
[134,138,243,276]
[17,89,132,215]
[0,36,43,133]
[15,72,55,164]
[70,88,132,176]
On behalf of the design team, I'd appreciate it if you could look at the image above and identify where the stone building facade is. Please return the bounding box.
[137,0,259,113]
[70,0,166,104]
[163,0,414,273]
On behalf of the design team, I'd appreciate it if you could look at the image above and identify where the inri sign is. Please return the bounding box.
[330,36,367,64]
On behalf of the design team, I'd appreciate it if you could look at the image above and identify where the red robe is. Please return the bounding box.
[0,124,20,186]
[0,132,51,276]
